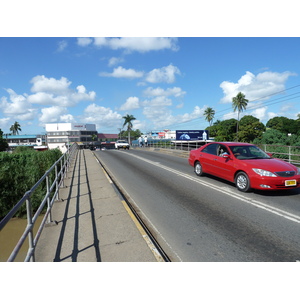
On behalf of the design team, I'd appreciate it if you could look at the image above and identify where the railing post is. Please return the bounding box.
[26,195,35,262]
[46,175,53,224]
[289,146,291,163]
[55,164,59,201]
[60,159,64,187]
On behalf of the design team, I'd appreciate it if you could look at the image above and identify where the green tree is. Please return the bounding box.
[120,129,143,141]
[10,121,22,135]
[0,129,8,151]
[213,118,237,141]
[122,114,136,145]
[253,128,287,145]
[266,116,300,135]
[232,92,249,141]
[203,107,215,127]
[238,115,265,143]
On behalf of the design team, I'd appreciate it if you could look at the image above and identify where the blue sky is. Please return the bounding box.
[1,0,300,136]
[1,37,300,135]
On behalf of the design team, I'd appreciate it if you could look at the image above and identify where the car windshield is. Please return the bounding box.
[229,145,271,160]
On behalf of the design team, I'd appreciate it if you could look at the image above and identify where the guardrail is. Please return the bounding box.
[0,143,78,262]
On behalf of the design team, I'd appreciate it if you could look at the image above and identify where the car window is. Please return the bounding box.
[201,143,219,156]
[248,146,270,158]
[229,145,270,159]
[218,145,229,156]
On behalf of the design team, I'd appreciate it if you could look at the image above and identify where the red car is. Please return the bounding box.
[188,142,300,192]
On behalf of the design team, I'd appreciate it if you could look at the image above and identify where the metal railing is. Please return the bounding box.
[258,144,300,166]
[0,143,78,262]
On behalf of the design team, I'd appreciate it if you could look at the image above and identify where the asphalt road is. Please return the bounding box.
[94,148,300,262]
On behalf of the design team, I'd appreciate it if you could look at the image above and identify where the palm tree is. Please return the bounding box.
[232,92,248,141]
[122,114,136,145]
[10,121,22,135]
[204,107,215,127]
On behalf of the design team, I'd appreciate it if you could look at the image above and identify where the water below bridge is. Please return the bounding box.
[0,216,43,262]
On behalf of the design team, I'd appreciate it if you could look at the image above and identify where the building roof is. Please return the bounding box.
[98,133,118,139]
[5,135,37,139]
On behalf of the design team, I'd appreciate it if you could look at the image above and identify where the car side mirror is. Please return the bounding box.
[266,152,273,157]
[222,153,231,159]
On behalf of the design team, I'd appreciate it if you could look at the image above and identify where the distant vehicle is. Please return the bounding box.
[188,142,300,192]
[115,140,130,150]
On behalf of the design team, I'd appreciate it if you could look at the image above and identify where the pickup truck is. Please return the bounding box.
[115,140,130,150]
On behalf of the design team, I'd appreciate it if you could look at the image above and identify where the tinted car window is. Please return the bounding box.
[229,145,270,159]
[202,143,218,156]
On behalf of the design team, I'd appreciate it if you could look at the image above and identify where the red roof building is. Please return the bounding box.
[97,133,118,142]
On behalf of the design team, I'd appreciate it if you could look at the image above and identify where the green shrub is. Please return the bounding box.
[0,148,62,219]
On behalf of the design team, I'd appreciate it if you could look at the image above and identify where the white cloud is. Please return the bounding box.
[0,117,11,130]
[143,105,205,129]
[28,92,69,106]
[280,103,294,113]
[76,85,86,93]
[1,89,29,115]
[81,103,123,129]
[60,114,76,123]
[99,64,181,83]
[143,86,186,98]
[222,111,237,120]
[77,37,93,47]
[145,64,181,83]
[30,75,71,94]
[108,57,124,66]
[39,106,68,123]
[17,109,37,121]
[99,66,144,79]
[142,96,172,107]
[251,106,268,121]
[132,119,147,131]
[57,40,68,52]
[119,96,140,111]
[78,37,179,53]
[28,75,95,106]
[220,70,296,103]
[267,112,278,120]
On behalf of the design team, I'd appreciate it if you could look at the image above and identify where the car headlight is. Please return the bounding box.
[252,168,277,177]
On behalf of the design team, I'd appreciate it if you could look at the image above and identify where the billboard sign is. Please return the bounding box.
[176,130,209,141]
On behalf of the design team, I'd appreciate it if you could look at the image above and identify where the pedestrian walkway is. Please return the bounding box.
[35,149,159,262]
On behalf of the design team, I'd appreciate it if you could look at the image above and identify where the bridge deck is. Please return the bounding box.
[35,149,157,262]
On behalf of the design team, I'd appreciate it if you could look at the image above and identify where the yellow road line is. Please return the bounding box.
[121,200,165,262]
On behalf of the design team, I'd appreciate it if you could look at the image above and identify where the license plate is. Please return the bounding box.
[285,179,297,186]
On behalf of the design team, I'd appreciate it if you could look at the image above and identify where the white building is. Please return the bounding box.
[5,134,47,151]
[45,123,97,153]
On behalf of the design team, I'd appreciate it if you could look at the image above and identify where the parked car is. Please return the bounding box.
[188,142,300,192]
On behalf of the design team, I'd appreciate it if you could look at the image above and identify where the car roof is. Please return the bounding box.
[206,142,254,146]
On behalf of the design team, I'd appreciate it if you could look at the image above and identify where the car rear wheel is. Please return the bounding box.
[235,171,251,192]
[194,161,203,176]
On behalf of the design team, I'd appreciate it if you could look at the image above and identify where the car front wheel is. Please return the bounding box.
[194,161,203,176]
[235,171,251,192]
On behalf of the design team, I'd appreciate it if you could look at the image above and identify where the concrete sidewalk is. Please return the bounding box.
[35,149,159,262]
